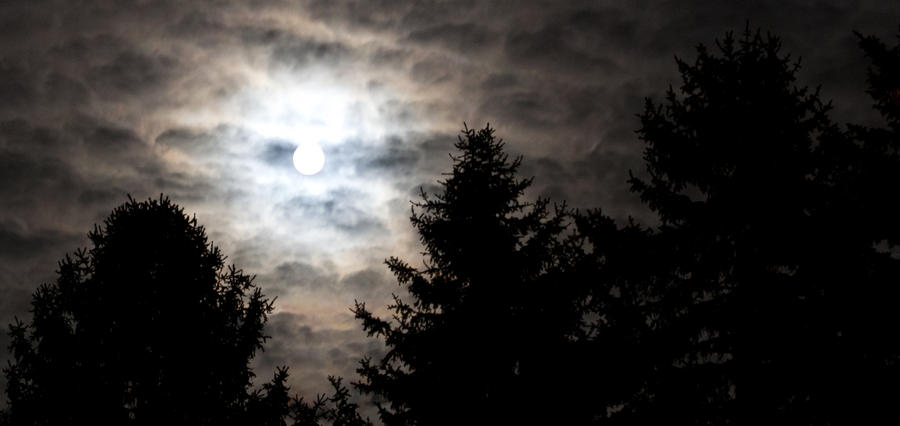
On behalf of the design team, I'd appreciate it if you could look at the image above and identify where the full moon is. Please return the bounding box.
[292,142,325,175]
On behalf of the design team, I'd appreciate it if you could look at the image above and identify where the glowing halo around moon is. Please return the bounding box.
[292,142,326,175]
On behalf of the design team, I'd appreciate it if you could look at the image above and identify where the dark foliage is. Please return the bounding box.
[352,125,590,425]
[849,28,900,244]
[2,196,287,425]
[287,376,372,426]
[347,29,900,422]
[607,27,900,423]
[857,28,900,132]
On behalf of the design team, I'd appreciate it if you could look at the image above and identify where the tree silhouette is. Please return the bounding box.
[850,28,900,245]
[617,27,900,423]
[857,28,900,131]
[352,125,590,425]
[287,376,372,426]
[2,196,287,425]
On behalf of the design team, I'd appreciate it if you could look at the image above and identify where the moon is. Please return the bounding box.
[292,142,325,175]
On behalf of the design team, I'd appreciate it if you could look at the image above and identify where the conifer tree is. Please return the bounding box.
[3,196,287,425]
[624,28,900,423]
[353,125,587,425]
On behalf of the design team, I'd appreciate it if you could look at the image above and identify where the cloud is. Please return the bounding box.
[88,51,181,96]
[406,22,499,52]
[43,72,93,108]
[67,118,145,155]
[0,62,38,110]
[359,136,421,171]
[339,267,395,302]
[0,220,81,262]
[267,261,337,295]
[156,127,220,153]
[167,10,228,40]
[270,37,353,69]
[2,0,900,412]
[478,91,559,129]
[409,57,456,85]
[278,188,388,235]
[480,73,518,91]
[368,46,410,66]
[253,311,386,397]
[260,140,296,169]
[504,25,619,75]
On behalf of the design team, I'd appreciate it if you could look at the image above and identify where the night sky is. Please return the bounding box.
[2,0,899,401]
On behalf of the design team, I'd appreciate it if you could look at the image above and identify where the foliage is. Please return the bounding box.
[352,125,589,425]
[287,376,371,426]
[616,27,900,423]
[2,196,285,425]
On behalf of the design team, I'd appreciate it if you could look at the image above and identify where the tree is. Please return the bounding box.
[619,27,900,423]
[857,28,900,132]
[286,376,372,426]
[2,196,287,425]
[352,125,590,425]
[849,28,900,245]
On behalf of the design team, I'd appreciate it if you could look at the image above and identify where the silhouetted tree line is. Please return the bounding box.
[3,26,899,425]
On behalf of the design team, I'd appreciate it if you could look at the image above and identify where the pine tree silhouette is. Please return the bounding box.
[2,196,288,425]
[352,125,589,425]
[616,27,900,423]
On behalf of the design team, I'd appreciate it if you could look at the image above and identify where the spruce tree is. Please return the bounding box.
[3,196,286,425]
[353,125,587,425]
[624,28,900,423]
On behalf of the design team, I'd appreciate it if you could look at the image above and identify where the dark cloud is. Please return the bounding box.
[368,46,409,66]
[270,37,352,69]
[156,127,211,150]
[278,188,387,234]
[261,140,296,169]
[0,119,65,151]
[409,57,455,85]
[253,311,385,397]
[43,72,92,107]
[0,141,82,208]
[563,7,640,47]
[267,261,337,294]
[0,3,52,41]
[339,268,393,301]
[0,61,38,110]
[375,98,422,126]
[167,10,228,40]
[67,118,144,154]
[0,221,81,262]
[88,51,181,96]
[521,148,648,222]
[364,145,420,170]
[49,34,133,64]
[504,24,619,75]
[322,135,426,179]
[149,173,217,203]
[78,188,131,207]
[155,125,251,157]
[480,73,518,90]
[406,22,499,52]
[478,91,561,129]
[259,261,392,304]
[303,0,412,31]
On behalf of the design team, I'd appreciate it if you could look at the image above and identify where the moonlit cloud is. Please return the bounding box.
[1,0,899,405]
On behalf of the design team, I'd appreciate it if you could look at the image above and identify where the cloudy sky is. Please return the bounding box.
[1,0,898,402]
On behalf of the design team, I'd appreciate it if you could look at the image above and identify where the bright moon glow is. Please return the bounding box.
[293,142,326,175]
